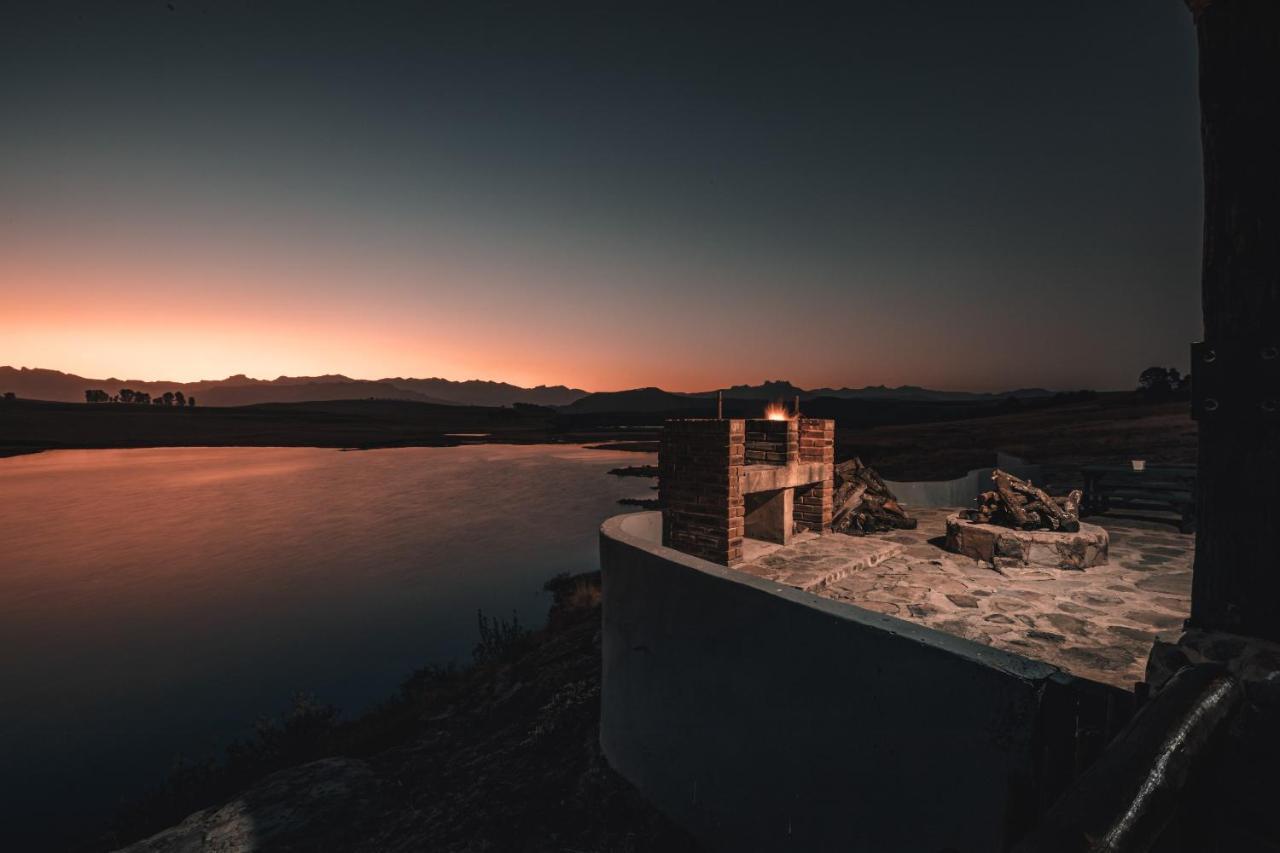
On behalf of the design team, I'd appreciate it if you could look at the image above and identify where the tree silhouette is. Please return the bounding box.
[119,388,136,404]
[135,391,151,405]
[162,391,176,406]
[1138,366,1181,395]
[174,391,186,407]
[84,389,109,403]
[187,396,196,407]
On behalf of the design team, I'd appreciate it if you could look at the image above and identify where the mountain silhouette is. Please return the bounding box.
[0,367,586,408]
[2,366,1060,409]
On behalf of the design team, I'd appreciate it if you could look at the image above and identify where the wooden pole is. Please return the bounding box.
[1187,0,1280,641]
[717,390,723,419]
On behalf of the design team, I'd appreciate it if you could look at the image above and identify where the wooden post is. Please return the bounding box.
[1187,0,1280,641]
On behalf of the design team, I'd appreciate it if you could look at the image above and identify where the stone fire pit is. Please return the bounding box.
[945,513,1109,570]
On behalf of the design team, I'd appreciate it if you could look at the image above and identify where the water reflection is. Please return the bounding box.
[0,445,653,844]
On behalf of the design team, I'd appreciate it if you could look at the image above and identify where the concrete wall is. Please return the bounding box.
[885,452,1041,509]
[600,512,1110,853]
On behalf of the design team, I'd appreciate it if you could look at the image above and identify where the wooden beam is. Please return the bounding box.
[1188,0,1280,641]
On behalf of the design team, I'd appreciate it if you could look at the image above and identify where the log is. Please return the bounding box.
[994,471,1032,528]
[831,457,917,534]
[962,469,1081,532]
[1008,476,1079,532]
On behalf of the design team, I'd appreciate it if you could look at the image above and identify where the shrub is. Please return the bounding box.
[473,609,533,664]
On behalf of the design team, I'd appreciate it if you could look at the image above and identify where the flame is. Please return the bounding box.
[764,401,791,421]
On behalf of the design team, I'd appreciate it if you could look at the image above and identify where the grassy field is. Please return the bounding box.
[840,396,1195,480]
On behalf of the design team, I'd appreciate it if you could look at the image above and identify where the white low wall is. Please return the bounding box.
[885,452,1041,509]
[600,512,1118,853]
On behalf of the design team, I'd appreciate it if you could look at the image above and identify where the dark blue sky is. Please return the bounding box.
[1,1,1202,391]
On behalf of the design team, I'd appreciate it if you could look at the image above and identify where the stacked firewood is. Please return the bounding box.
[963,469,1083,532]
[831,458,917,534]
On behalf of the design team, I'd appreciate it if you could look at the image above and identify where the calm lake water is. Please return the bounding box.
[0,445,654,845]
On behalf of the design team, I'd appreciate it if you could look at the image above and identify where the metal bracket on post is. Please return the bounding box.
[1191,341,1280,421]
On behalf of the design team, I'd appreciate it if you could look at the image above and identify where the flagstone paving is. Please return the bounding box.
[738,507,1194,690]
[736,533,904,590]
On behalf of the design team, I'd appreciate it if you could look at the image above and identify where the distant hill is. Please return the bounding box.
[0,367,587,408]
[689,380,1056,403]
[810,384,1056,402]
[378,377,585,407]
[687,379,808,401]
[1,366,1063,410]
[562,387,711,414]
[196,381,458,407]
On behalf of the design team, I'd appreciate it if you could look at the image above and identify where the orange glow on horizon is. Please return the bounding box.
[0,227,1119,394]
[0,235,632,389]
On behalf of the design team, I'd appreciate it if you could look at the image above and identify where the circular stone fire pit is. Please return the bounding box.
[944,513,1108,570]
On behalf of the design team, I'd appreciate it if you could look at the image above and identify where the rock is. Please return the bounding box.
[945,593,980,609]
[1145,638,1194,688]
[1134,572,1194,595]
[115,758,380,853]
[944,514,1109,570]
[990,597,1030,614]
[1157,629,1280,693]
[1057,602,1101,615]
[1059,645,1135,672]
[1108,625,1157,644]
[1124,610,1186,631]
[1043,613,1091,635]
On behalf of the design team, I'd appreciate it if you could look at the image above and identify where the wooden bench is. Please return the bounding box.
[1081,465,1196,533]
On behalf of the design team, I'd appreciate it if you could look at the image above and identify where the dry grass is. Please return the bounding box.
[842,397,1195,480]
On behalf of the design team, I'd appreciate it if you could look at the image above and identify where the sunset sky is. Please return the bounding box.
[2,1,1202,392]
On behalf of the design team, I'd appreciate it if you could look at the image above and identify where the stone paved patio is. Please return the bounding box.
[737,507,1193,690]
[737,533,904,590]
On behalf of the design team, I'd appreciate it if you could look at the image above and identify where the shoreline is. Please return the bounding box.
[0,437,659,461]
[88,572,697,853]
[0,398,662,461]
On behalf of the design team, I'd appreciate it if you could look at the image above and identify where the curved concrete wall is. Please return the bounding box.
[600,512,1117,853]
[884,452,1041,509]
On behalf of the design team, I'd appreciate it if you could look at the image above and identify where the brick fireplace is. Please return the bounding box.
[659,415,834,566]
